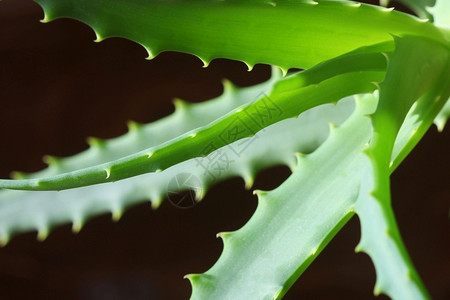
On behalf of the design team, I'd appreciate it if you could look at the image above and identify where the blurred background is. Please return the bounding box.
[0,0,449,299]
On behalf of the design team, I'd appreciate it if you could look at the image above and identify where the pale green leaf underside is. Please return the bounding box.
[17,69,283,180]
[187,94,376,300]
[0,83,355,245]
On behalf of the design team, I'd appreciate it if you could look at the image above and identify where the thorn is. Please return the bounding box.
[37,228,49,242]
[0,235,10,247]
[280,67,288,77]
[112,209,123,222]
[354,243,364,253]
[127,120,141,132]
[40,13,51,23]
[221,79,235,93]
[72,220,83,234]
[245,62,254,72]
[189,132,197,138]
[416,17,429,23]
[10,171,26,180]
[294,152,306,165]
[327,121,337,131]
[42,155,60,166]
[195,188,205,201]
[87,137,105,149]
[151,197,162,209]
[105,168,111,179]
[200,57,210,68]
[183,273,200,282]
[94,31,103,42]
[244,175,254,190]
[144,47,156,60]
[373,283,383,296]
[216,231,231,239]
[173,98,189,111]
[146,152,154,159]
[253,189,267,196]
[155,169,162,173]
[267,1,276,7]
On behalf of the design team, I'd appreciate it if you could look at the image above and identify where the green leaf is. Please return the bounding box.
[0,52,386,191]
[355,35,450,299]
[187,94,377,300]
[0,92,356,245]
[15,69,283,179]
[35,0,446,70]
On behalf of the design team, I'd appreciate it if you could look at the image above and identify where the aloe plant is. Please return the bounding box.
[0,0,449,298]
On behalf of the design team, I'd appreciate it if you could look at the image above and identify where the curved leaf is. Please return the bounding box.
[0,98,355,245]
[35,0,446,70]
[187,95,377,300]
[0,52,386,191]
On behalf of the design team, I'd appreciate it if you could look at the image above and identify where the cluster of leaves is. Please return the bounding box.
[1,0,449,299]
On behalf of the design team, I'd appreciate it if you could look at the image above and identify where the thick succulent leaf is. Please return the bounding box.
[187,94,377,300]
[356,36,450,299]
[35,0,447,71]
[187,88,447,299]
[0,52,386,191]
[0,99,355,245]
[15,69,283,179]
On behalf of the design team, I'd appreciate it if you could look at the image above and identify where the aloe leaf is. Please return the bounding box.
[187,94,377,300]
[15,69,283,180]
[0,53,386,191]
[35,0,446,71]
[14,50,385,180]
[0,98,355,245]
[355,35,449,299]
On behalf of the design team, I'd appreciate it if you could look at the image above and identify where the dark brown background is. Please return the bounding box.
[0,0,449,299]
